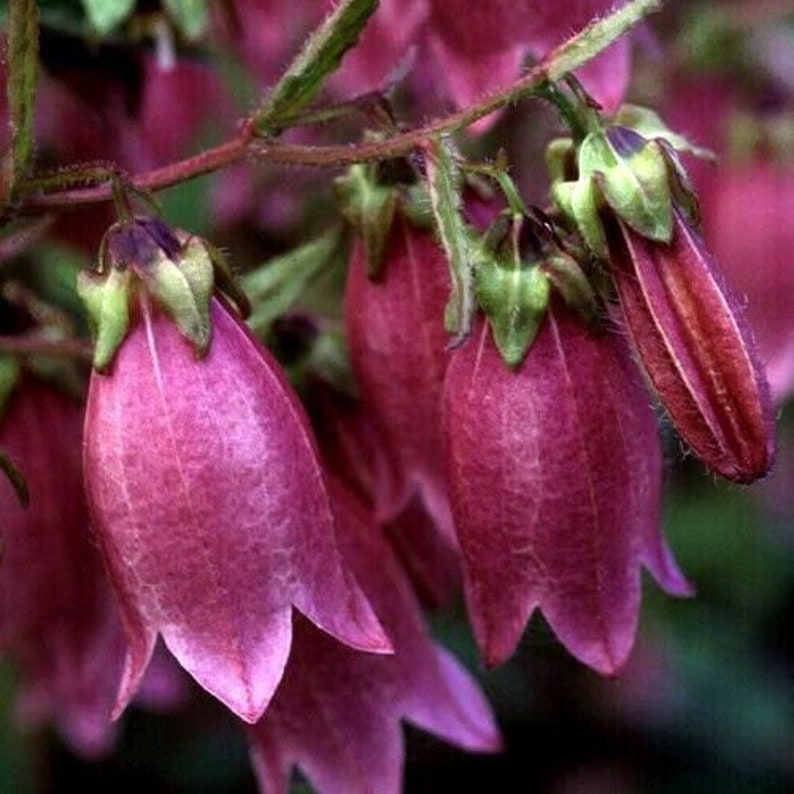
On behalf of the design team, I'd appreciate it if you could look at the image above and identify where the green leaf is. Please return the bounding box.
[0,449,29,508]
[243,229,344,335]
[7,0,39,194]
[425,136,476,340]
[255,0,379,133]
[163,0,209,41]
[80,0,135,34]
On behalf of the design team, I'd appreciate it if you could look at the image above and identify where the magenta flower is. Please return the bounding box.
[0,380,125,758]
[248,479,500,794]
[344,216,453,534]
[609,210,776,482]
[443,308,691,673]
[323,0,429,96]
[83,297,390,724]
[36,54,224,172]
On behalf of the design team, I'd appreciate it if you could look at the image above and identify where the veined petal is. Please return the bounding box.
[444,307,685,673]
[84,299,389,724]
[344,215,452,531]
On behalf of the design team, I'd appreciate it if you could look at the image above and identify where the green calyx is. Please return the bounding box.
[476,253,550,369]
[473,214,551,369]
[548,104,706,257]
[77,266,132,373]
[78,216,241,372]
[474,210,602,368]
[139,234,214,355]
[334,163,401,279]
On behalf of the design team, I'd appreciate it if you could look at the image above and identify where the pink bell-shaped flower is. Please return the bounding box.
[344,216,453,535]
[443,307,691,673]
[83,296,390,724]
[427,0,631,119]
[705,161,794,405]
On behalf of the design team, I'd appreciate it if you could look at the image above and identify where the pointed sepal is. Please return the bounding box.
[547,103,708,254]
[334,163,400,279]
[473,216,551,369]
[136,234,214,355]
[593,128,673,242]
[76,267,132,373]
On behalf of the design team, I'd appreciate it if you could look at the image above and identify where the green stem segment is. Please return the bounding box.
[6,0,39,197]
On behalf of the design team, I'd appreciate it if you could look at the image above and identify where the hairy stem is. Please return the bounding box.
[17,0,660,212]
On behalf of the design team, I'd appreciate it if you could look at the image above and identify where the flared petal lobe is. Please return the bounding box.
[443,308,688,674]
[248,481,500,794]
[83,298,389,724]
[609,212,775,482]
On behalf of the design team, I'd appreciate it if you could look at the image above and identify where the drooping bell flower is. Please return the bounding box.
[443,307,691,673]
[608,209,775,483]
[0,378,126,758]
[248,480,500,794]
[344,213,454,536]
[81,217,390,725]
